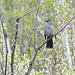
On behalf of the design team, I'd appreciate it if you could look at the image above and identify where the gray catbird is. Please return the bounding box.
[44,19,56,48]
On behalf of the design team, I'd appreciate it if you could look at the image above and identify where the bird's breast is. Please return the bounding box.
[44,26,55,37]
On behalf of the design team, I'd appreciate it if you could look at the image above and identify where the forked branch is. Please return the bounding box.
[11,13,29,75]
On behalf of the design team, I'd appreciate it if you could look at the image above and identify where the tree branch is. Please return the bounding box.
[0,60,4,75]
[16,12,29,22]
[11,13,29,75]
[38,15,75,50]
[25,1,41,75]
[1,20,8,75]
[24,29,34,47]
[34,0,41,49]
[25,15,75,75]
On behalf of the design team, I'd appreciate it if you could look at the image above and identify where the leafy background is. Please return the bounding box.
[0,0,75,75]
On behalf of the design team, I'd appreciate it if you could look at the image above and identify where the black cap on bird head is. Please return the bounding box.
[45,19,51,22]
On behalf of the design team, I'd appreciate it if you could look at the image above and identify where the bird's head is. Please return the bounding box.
[45,19,52,25]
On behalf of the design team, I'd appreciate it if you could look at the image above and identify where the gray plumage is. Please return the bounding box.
[44,19,56,48]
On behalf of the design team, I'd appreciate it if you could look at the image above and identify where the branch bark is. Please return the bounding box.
[34,0,41,49]
[25,15,75,75]
[0,60,4,75]
[38,15,75,50]
[25,1,41,75]
[24,29,34,47]
[1,20,8,75]
[11,13,29,75]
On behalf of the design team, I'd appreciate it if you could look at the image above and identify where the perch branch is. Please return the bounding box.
[25,15,75,75]
[38,15,75,50]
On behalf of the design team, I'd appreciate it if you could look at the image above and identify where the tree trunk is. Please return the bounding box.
[63,27,72,66]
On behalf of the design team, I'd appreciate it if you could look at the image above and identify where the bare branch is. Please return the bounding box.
[0,60,4,75]
[16,12,29,22]
[34,0,41,49]
[24,29,34,47]
[11,13,29,75]
[38,15,75,50]
[25,15,75,75]
[1,20,8,75]
[25,1,41,75]
[25,52,37,75]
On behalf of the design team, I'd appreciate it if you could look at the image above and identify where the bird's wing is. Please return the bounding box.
[44,26,46,39]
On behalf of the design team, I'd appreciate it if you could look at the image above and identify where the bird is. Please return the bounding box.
[44,19,56,48]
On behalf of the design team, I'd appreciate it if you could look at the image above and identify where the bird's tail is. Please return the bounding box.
[46,36,53,48]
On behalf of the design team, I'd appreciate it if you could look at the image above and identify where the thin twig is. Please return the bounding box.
[16,12,29,22]
[0,60,4,75]
[25,51,37,75]
[1,20,8,75]
[25,15,75,75]
[38,15,75,50]
[25,1,41,75]
[24,29,34,47]
[11,13,29,75]
[34,0,41,49]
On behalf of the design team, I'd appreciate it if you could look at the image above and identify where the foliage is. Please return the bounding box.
[0,0,75,75]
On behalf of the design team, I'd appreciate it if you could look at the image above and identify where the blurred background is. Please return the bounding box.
[0,0,75,75]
